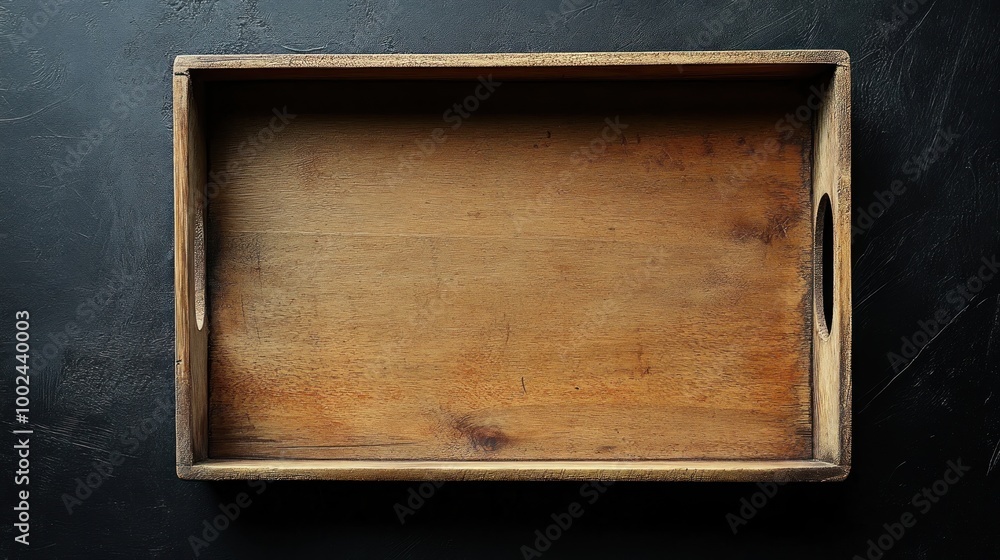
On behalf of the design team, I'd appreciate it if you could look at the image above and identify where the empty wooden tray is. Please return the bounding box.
[174,51,851,481]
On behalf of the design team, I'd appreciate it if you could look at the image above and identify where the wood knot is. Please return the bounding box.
[470,427,507,452]
[453,416,508,453]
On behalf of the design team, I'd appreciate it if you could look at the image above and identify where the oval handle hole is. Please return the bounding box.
[816,193,833,338]
[194,193,206,331]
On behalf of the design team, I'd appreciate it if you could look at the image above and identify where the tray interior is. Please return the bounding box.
[202,78,816,462]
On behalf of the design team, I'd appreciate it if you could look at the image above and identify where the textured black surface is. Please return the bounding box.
[1,1,998,558]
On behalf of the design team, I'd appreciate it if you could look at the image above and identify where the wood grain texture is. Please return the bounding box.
[174,73,209,472]
[173,50,849,80]
[812,62,852,469]
[206,80,813,461]
[174,51,851,481]
[184,459,848,482]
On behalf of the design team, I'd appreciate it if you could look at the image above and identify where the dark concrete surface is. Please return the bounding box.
[1,0,998,558]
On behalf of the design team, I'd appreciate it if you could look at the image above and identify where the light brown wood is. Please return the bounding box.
[182,459,848,482]
[174,72,209,472]
[174,51,851,481]
[812,63,852,469]
[173,51,848,80]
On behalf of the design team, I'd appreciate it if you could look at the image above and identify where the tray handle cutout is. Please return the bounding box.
[194,190,206,331]
[815,193,833,338]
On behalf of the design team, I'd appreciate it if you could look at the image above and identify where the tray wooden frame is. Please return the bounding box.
[174,51,851,481]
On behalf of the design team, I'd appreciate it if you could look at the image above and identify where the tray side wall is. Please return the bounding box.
[173,50,849,81]
[186,459,849,482]
[175,72,209,476]
[812,62,852,471]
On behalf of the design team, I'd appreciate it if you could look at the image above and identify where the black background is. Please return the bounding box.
[2,0,999,558]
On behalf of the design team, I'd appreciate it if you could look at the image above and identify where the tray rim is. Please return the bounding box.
[181,459,847,482]
[174,50,851,482]
[173,50,849,71]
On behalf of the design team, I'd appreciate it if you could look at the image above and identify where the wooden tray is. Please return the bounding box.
[174,51,851,481]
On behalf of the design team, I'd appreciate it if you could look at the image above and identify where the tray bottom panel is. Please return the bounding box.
[204,79,815,461]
